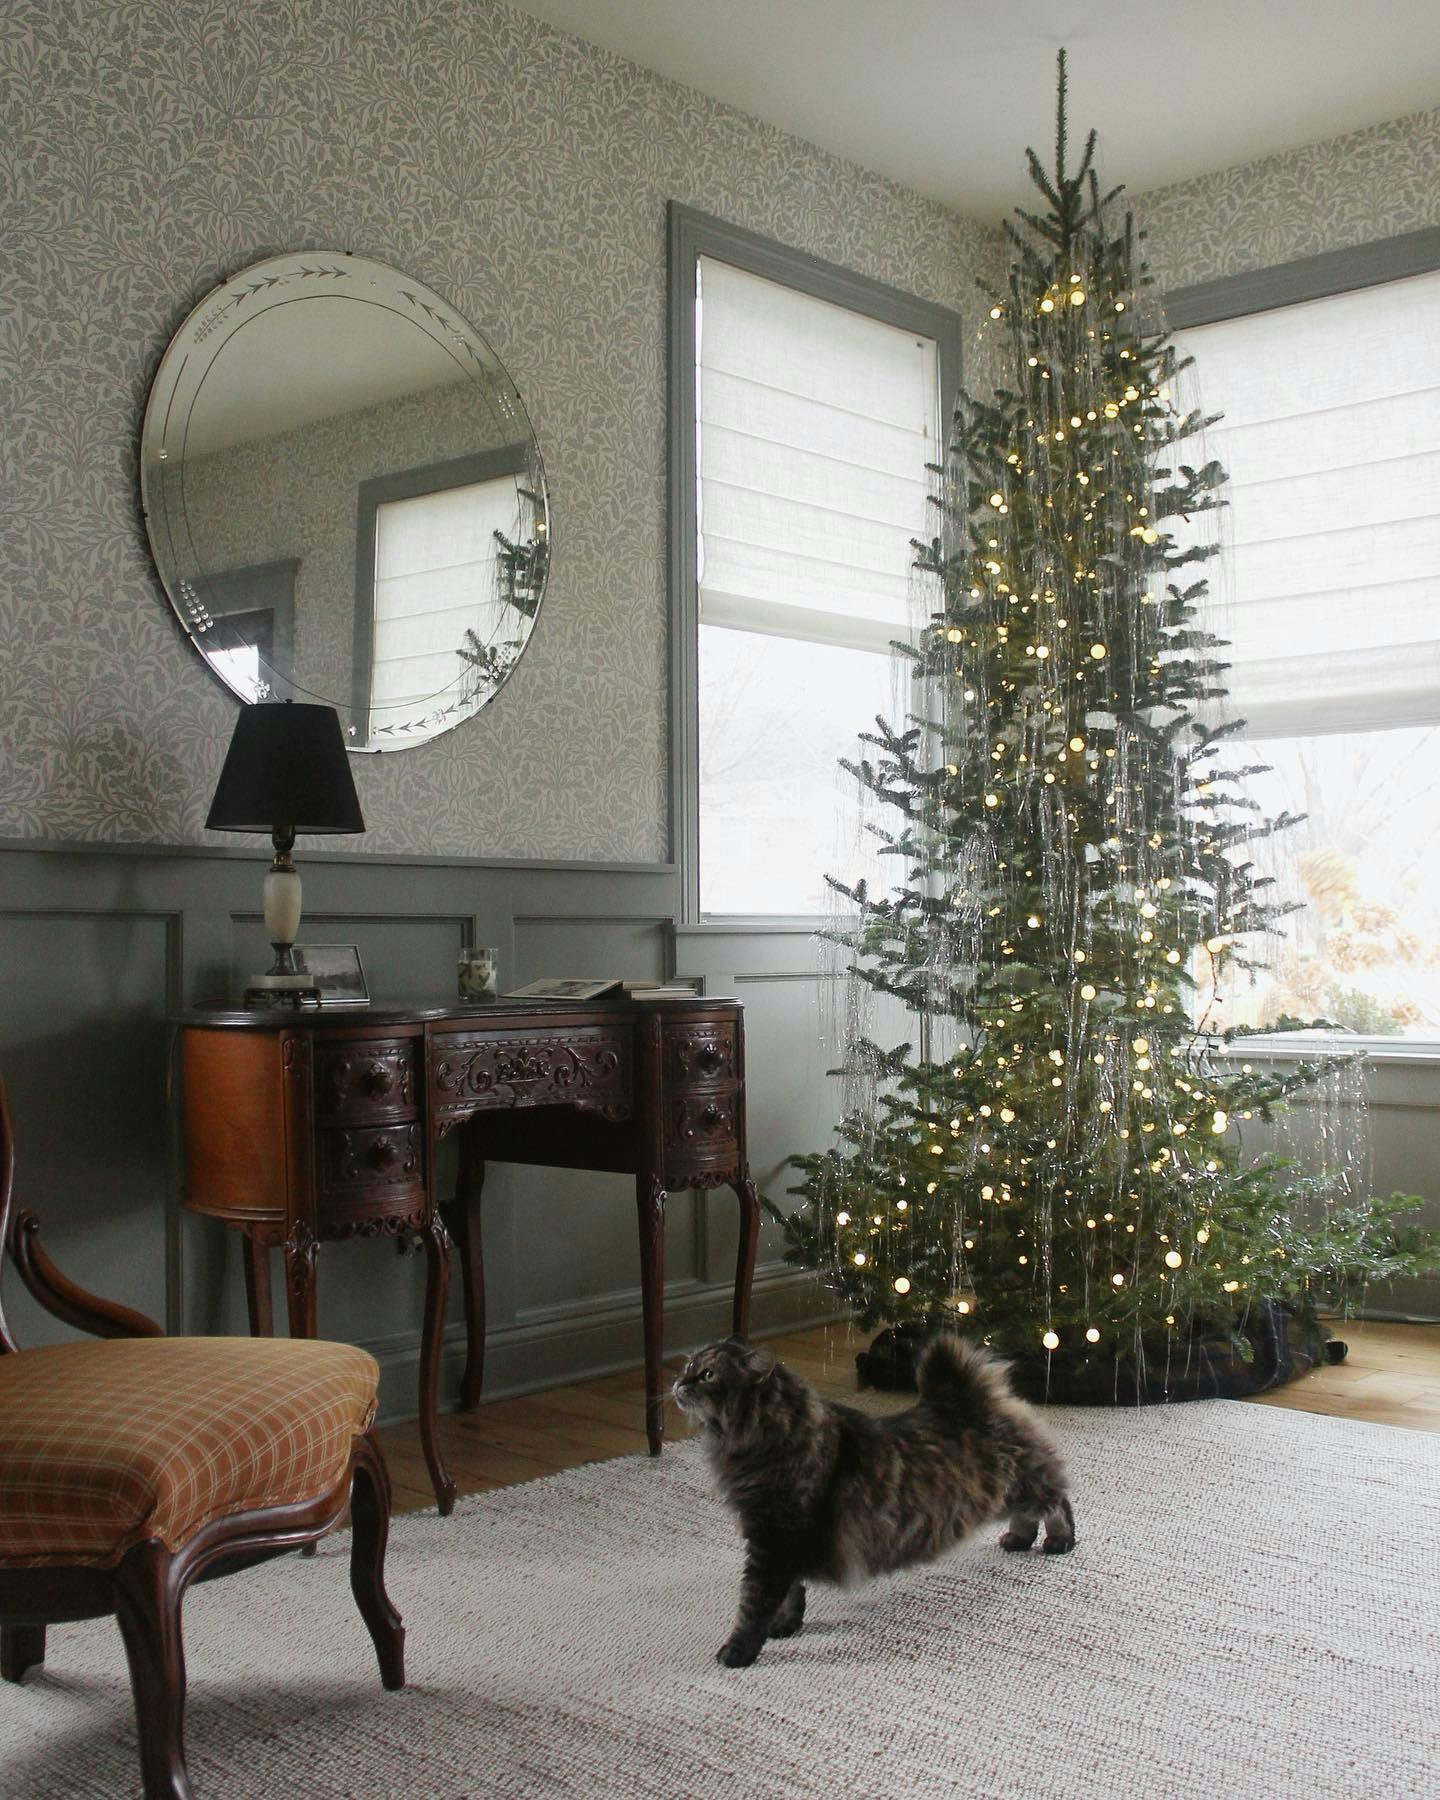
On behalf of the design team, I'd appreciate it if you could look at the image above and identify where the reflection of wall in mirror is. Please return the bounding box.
[180,379,530,733]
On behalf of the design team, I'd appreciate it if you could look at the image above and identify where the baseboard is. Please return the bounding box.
[363,1267,841,1424]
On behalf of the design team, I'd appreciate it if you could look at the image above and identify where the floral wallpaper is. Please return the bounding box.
[0,0,996,860]
[1135,106,1440,292]
[3,0,1433,861]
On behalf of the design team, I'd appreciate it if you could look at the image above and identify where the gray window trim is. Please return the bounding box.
[1164,225,1440,328]
[667,201,964,925]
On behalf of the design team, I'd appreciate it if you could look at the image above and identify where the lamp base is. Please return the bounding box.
[243,971,322,1009]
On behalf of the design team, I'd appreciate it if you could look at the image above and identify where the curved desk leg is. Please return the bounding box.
[283,1223,322,1554]
[636,1176,667,1456]
[283,1222,317,1339]
[451,1131,487,1411]
[419,1216,458,1516]
[732,1173,760,1340]
[241,1232,273,1337]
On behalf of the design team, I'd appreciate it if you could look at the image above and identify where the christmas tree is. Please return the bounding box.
[780,55,1434,1395]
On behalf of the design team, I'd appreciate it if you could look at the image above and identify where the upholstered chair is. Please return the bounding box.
[0,1078,405,1799]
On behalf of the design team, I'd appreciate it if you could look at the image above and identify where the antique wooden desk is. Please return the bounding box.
[177,995,758,1514]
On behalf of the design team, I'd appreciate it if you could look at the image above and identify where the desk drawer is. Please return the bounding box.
[431,1028,632,1121]
[314,1038,419,1125]
[663,1020,738,1087]
[317,1121,424,1195]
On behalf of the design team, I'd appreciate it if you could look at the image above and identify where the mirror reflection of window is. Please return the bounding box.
[354,446,534,746]
[370,477,522,719]
[209,640,265,700]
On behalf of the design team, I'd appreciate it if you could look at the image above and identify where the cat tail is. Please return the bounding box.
[916,1334,1016,1422]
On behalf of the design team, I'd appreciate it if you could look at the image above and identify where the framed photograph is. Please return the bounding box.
[295,943,370,1006]
[504,978,620,1001]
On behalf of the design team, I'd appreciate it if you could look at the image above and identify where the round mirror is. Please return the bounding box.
[141,252,550,750]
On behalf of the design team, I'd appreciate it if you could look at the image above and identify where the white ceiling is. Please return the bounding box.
[510,0,1440,220]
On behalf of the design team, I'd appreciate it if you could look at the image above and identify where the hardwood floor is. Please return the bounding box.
[377,1316,1440,1516]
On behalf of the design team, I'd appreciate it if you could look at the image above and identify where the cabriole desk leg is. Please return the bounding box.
[636,1175,667,1456]
[419,1216,458,1515]
[241,1232,274,1337]
[732,1173,760,1339]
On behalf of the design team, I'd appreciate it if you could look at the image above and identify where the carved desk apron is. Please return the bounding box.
[177,997,759,1513]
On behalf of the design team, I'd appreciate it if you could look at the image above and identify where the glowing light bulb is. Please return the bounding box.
[835,1212,851,1226]
[1111,1273,1125,1287]
[957,1300,971,1314]
[853,1252,867,1266]
[1223,1279,1240,1293]
[984,793,999,808]
[989,305,1002,319]
[1080,984,1097,1001]
[1165,1250,1183,1270]
[1089,643,1107,660]
[989,492,1005,507]
[894,1277,911,1294]
[1069,290,1085,306]
[1042,1330,1060,1349]
[1040,297,1054,313]
[1085,1326,1101,1344]
[1211,1110,1229,1134]
[1196,1227,1210,1244]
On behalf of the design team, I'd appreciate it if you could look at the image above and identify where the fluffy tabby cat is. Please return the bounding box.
[673,1334,1074,1667]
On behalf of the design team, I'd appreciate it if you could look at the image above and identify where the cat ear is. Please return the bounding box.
[742,1347,776,1384]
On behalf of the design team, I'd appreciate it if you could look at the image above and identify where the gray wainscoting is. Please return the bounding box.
[0,839,841,1421]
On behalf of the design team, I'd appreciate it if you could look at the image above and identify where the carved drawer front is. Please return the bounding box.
[663,1020,738,1089]
[314,1039,418,1124]
[663,1091,741,1189]
[317,1122,424,1196]
[431,1027,632,1125]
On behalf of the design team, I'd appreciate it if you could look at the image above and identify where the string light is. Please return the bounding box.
[1085,1327,1101,1344]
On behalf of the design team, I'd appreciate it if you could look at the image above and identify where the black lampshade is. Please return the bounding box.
[206,702,365,835]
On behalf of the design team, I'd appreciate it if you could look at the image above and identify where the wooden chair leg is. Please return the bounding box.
[113,1541,193,1800]
[1,1623,45,1684]
[349,1432,405,1691]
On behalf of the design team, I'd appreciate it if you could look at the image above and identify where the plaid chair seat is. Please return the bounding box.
[0,1336,378,1568]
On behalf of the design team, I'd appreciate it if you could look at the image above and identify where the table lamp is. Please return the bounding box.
[205,701,365,1006]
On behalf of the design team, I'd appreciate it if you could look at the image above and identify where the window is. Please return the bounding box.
[670,207,960,919]
[1172,252,1440,1041]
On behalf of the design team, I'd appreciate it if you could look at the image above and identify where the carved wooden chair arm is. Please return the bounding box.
[8,1209,164,1340]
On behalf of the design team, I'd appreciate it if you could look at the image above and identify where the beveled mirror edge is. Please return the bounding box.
[139,249,552,752]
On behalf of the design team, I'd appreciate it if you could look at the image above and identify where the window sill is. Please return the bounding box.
[1215,1034,1440,1065]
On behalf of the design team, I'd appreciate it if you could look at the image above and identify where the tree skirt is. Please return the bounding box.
[3,1402,1436,1799]
[858,1304,1342,1402]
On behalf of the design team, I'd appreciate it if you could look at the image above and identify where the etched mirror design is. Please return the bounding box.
[141,253,550,750]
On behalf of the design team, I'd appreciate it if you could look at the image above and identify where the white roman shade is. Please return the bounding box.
[697,258,939,655]
[1175,269,1440,739]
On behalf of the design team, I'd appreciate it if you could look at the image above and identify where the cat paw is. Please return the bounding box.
[717,1636,761,1668]
[1041,1534,1075,1556]
[768,1614,805,1639]
[1000,1530,1037,1552]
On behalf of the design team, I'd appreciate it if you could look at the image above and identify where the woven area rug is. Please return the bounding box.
[3,1400,1437,1799]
